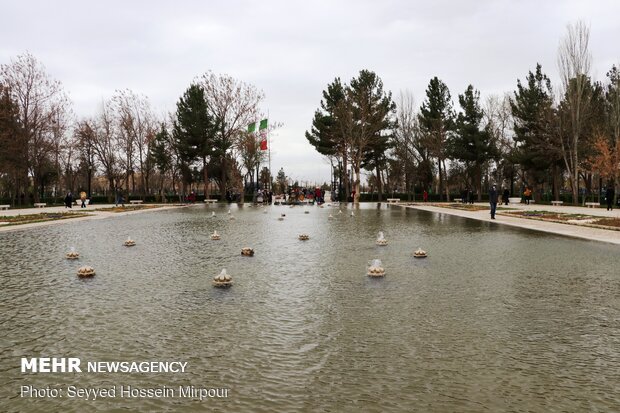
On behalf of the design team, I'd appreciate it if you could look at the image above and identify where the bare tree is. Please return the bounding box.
[484,93,516,193]
[484,94,512,160]
[113,89,156,199]
[393,90,421,199]
[557,20,592,203]
[88,100,122,201]
[0,52,71,203]
[235,131,265,195]
[607,65,620,202]
[74,119,98,198]
[199,72,264,197]
[49,106,75,201]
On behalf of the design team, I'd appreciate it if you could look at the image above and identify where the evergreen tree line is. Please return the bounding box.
[307,22,620,204]
[0,53,270,205]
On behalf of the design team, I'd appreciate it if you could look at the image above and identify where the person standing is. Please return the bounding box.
[423,190,428,202]
[489,185,498,219]
[524,186,532,205]
[502,188,510,205]
[606,185,615,211]
[64,192,73,208]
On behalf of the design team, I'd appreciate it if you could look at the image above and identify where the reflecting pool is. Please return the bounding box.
[1,203,619,412]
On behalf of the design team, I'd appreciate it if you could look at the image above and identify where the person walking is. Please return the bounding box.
[606,185,615,211]
[502,188,510,205]
[489,185,498,219]
[80,191,87,208]
[423,190,428,202]
[115,190,124,207]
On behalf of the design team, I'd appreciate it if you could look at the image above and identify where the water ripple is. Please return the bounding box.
[1,204,619,411]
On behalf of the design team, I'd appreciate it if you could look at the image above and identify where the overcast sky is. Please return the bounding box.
[2,0,619,185]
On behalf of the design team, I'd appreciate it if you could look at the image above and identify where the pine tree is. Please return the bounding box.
[348,70,395,202]
[0,85,27,205]
[450,85,496,200]
[173,84,218,196]
[510,64,561,199]
[306,78,351,199]
[149,123,173,199]
[605,65,620,201]
[418,77,454,201]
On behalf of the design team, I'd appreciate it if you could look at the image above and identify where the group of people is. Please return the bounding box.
[488,185,530,219]
[459,189,476,204]
[187,191,197,203]
[287,187,325,204]
[64,191,88,208]
[254,189,273,204]
[489,184,617,219]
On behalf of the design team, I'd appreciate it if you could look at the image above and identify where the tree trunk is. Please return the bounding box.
[125,170,130,203]
[203,157,209,199]
[442,158,450,201]
[33,173,40,204]
[405,169,411,201]
[171,172,177,202]
[220,155,227,199]
[342,154,350,201]
[552,164,560,201]
[572,140,579,204]
[353,160,361,203]
[437,157,443,201]
[375,164,383,202]
[475,164,482,202]
[139,154,146,200]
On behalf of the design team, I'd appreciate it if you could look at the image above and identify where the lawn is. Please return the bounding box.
[439,203,490,211]
[500,210,620,231]
[93,205,162,213]
[0,212,90,226]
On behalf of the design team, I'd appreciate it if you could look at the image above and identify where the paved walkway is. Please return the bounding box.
[0,204,185,233]
[393,202,620,245]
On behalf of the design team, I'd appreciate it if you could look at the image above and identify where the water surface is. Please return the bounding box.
[1,203,619,412]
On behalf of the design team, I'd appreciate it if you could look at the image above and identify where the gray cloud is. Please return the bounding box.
[2,0,618,184]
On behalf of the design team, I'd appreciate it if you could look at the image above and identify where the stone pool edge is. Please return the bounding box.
[393,203,620,246]
[0,204,188,233]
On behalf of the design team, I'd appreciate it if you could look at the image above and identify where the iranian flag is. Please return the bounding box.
[258,119,268,149]
[247,122,256,133]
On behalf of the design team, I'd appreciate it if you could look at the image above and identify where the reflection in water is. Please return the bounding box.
[1,203,619,412]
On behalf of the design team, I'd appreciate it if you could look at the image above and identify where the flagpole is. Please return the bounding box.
[257,118,261,193]
[267,109,271,192]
